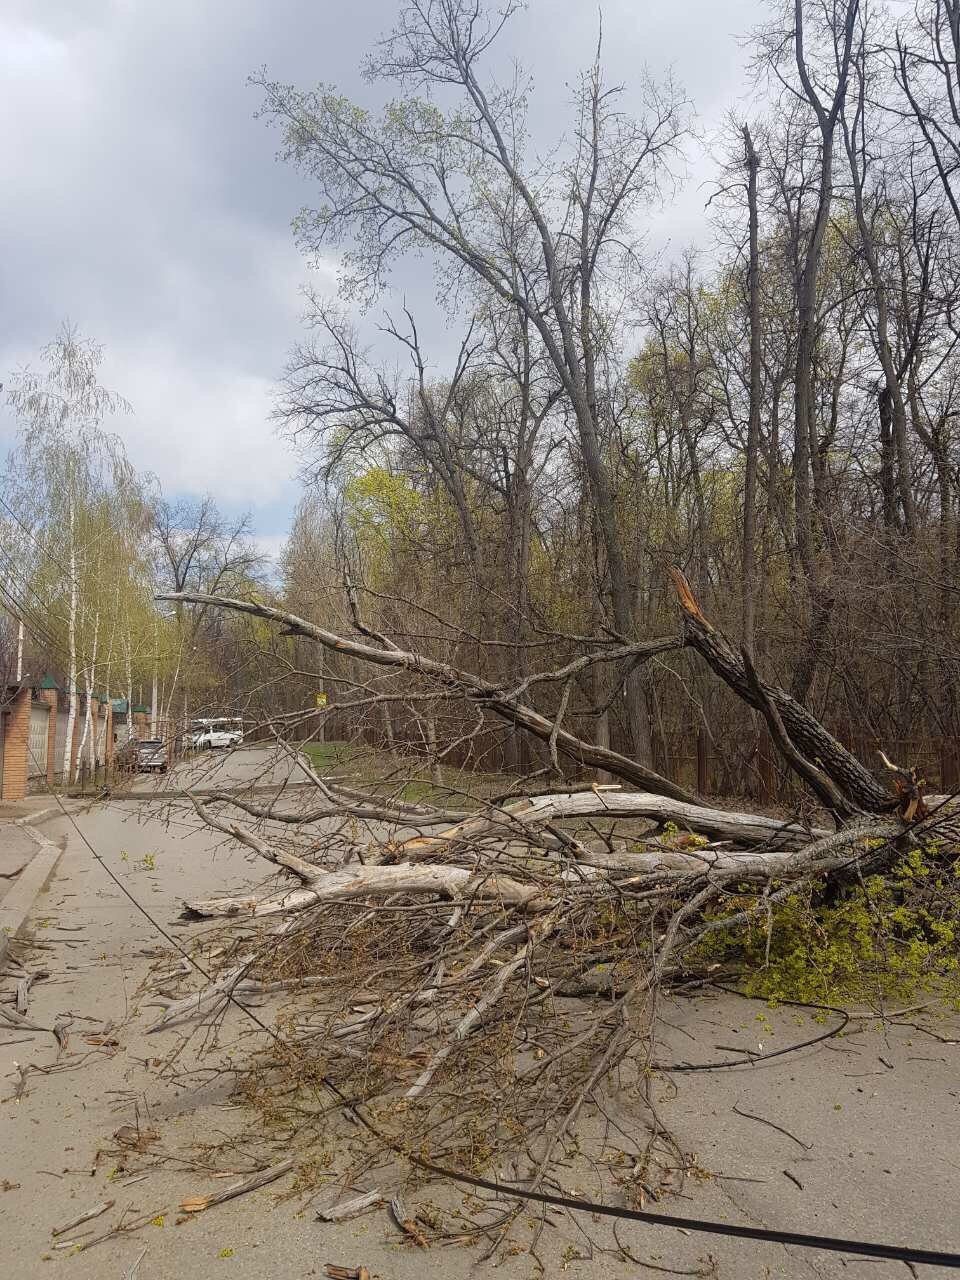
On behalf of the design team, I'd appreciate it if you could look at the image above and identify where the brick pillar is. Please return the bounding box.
[2,687,31,802]
[41,689,57,785]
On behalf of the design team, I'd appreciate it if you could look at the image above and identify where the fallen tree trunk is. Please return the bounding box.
[398,790,830,856]
[668,570,895,813]
[183,860,546,919]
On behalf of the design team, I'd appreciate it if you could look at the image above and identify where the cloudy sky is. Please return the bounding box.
[1,0,767,562]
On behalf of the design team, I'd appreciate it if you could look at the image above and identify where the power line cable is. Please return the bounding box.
[0,578,65,660]
[0,492,85,593]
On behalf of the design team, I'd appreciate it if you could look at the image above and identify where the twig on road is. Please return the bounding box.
[178,1157,294,1213]
[731,1103,813,1150]
[52,1199,116,1237]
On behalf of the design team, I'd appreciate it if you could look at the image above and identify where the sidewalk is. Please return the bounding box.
[0,824,41,897]
[0,795,70,825]
[0,796,86,961]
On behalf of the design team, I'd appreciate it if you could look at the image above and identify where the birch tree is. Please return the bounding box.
[4,326,152,776]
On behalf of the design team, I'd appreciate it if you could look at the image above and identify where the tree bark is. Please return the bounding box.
[741,123,762,650]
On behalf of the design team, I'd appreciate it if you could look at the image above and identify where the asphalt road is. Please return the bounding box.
[2,749,959,1279]
[123,742,307,796]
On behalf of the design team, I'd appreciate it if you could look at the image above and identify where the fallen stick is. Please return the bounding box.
[52,1199,116,1237]
[0,1003,49,1033]
[123,1248,148,1280]
[179,1158,294,1213]
[731,1104,812,1151]
[146,961,251,1032]
[316,1190,382,1222]
[16,967,47,1015]
[390,1195,430,1247]
[74,1208,166,1253]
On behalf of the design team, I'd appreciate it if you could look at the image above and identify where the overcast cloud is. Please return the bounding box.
[1,0,768,557]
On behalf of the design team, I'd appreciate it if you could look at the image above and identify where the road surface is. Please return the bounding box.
[2,748,958,1278]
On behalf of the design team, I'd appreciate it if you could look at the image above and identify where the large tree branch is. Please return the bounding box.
[668,570,895,813]
[398,789,828,858]
[157,591,697,804]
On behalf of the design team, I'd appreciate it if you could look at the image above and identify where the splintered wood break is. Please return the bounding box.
[667,566,711,626]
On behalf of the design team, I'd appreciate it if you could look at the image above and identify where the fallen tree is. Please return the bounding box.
[146,578,958,1238]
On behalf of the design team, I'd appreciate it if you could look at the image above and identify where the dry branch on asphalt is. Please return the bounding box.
[178,1159,294,1213]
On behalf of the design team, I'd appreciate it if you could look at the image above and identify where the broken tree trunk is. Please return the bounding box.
[397,789,829,856]
[182,860,545,919]
[669,570,896,813]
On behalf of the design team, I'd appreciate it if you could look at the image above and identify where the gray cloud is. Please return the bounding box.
[2,0,769,541]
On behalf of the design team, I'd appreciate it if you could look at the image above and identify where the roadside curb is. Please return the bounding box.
[0,828,64,968]
[13,807,62,828]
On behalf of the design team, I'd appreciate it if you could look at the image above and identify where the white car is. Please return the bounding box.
[193,729,239,750]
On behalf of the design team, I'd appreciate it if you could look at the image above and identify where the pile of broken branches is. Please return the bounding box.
[146,573,959,1221]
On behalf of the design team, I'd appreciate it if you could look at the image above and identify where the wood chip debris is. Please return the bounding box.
[324,1266,370,1280]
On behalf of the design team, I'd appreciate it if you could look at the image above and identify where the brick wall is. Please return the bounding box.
[1,690,137,800]
[1,687,31,802]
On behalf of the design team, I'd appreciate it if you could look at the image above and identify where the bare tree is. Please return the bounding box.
[255,0,689,762]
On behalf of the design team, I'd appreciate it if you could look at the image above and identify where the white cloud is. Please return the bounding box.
[252,532,289,569]
[100,340,297,506]
[2,0,770,543]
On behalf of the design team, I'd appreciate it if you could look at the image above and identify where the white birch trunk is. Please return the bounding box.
[124,630,133,745]
[61,498,79,778]
[161,647,181,745]
[149,616,158,737]
[75,610,99,779]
